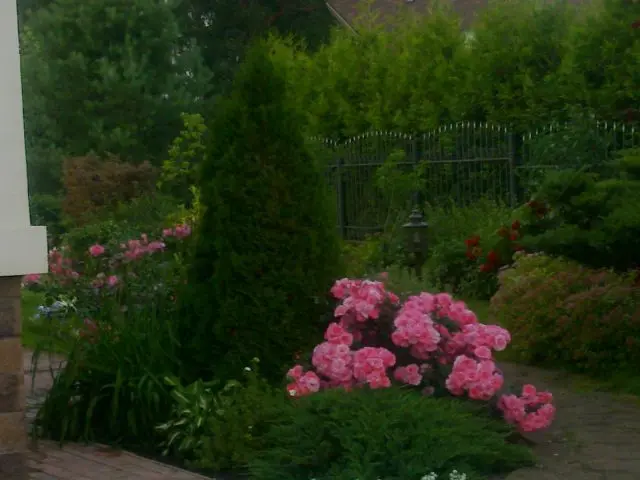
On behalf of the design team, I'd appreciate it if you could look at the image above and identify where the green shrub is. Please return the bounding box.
[185,39,342,383]
[425,199,512,299]
[521,149,640,271]
[156,359,287,473]
[248,387,534,480]
[490,253,640,374]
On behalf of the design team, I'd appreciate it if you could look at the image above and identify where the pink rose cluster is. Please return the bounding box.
[286,277,555,433]
[498,384,555,432]
[22,224,191,288]
[445,355,504,401]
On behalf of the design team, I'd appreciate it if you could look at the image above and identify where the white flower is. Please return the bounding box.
[288,389,297,397]
[244,366,252,372]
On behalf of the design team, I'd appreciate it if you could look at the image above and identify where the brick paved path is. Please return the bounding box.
[24,351,212,479]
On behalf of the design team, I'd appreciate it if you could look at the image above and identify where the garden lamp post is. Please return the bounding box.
[0,2,48,478]
[402,202,428,280]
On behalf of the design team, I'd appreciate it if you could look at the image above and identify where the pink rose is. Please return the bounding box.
[89,244,105,257]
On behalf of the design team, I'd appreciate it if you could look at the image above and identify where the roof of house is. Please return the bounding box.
[325,0,587,31]
[326,0,489,30]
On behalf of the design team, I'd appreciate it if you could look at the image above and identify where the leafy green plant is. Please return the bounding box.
[248,387,534,480]
[156,376,223,459]
[157,359,287,473]
[490,253,640,374]
[29,225,191,448]
[184,40,342,383]
[425,199,512,299]
[158,113,208,205]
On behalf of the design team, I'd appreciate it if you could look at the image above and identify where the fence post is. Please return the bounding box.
[508,132,520,207]
[336,156,347,239]
[410,135,423,207]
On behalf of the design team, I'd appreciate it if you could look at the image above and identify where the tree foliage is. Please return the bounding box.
[20,0,211,172]
[184,39,342,382]
[173,0,334,93]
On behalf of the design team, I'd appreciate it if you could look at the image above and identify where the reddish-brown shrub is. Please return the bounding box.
[490,254,640,374]
[62,155,157,225]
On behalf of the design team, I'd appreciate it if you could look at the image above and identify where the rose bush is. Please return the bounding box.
[286,277,555,433]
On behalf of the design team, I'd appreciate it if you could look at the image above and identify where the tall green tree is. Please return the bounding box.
[460,0,575,130]
[184,39,342,383]
[173,0,334,92]
[560,0,640,122]
[20,0,212,196]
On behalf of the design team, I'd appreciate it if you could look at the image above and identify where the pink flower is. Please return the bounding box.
[89,244,105,257]
[353,347,395,388]
[287,365,304,380]
[445,355,503,401]
[394,364,423,386]
[174,224,192,239]
[162,228,174,237]
[147,241,166,253]
[22,273,41,285]
[474,346,492,360]
[107,275,119,287]
[324,323,354,345]
[286,369,321,397]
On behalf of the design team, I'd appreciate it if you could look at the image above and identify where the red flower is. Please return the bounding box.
[479,263,493,273]
[509,231,519,241]
[465,235,480,247]
[465,250,477,260]
[487,250,499,264]
[511,220,521,230]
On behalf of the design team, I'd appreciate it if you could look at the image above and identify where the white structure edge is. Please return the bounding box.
[0,1,48,276]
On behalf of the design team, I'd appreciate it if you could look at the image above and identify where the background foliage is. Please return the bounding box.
[491,253,640,375]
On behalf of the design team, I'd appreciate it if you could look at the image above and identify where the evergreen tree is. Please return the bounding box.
[185,39,342,382]
[173,0,334,93]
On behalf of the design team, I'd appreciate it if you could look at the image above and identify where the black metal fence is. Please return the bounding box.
[316,121,639,240]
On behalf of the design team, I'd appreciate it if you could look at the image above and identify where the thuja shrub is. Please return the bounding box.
[248,388,534,480]
[62,155,157,225]
[490,253,640,374]
[185,40,342,383]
